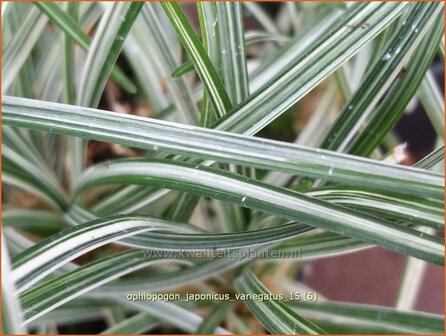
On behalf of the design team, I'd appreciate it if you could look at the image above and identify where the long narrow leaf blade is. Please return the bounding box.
[235,270,326,334]
[34,2,136,93]
[77,2,142,108]
[3,96,443,199]
[292,301,444,334]
[321,2,442,152]
[2,238,27,334]
[349,13,444,156]
[161,2,232,117]
[74,159,444,264]
[214,2,409,135]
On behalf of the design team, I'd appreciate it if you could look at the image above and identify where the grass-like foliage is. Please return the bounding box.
[2,1,444,334]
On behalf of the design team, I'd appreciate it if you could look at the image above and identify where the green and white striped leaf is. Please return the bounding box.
[161,2,232,117]
[2,209,65,236]
[74,158,443,264]
[129,3,199,124]
[2,145,68,209]
[321,2,442,152]
[292,301,444,334]
[77,2,142,108]
[216,2,249,105]
[19,250,186,324]
[196,1,221,127]
[235,270,326,334]
[416,145,444,169]
[100,313,158,334]
[34,2,136,93]
[117,297,231,334]
[308,188,444,229]
[349,13,443,156]
[418,69,444,137]
[12,215,193,293]
[3,96,443,199]
[92,244,269,295]
[196,302,232,334]
[2,237,27,334]
[12,213,312,293]
[215,2,409,135]
[2,5,47,92]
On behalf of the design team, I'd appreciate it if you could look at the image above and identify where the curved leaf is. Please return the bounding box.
[235,270,326,334]
[74,158,443,264]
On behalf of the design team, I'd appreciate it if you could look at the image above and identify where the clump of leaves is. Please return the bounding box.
[2,1,444,334]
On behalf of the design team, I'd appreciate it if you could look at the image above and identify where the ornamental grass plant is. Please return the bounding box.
[1,1,445,334]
